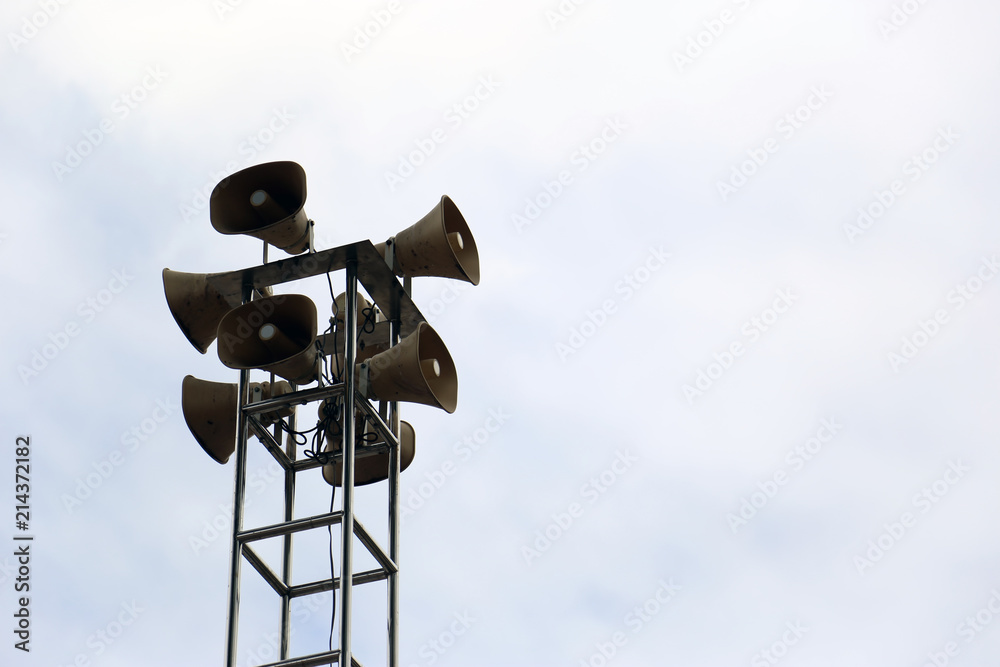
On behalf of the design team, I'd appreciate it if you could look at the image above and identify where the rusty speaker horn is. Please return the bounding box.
[181,375,295,464]
[360,322,457,413]
[375,195,480,285]
[162,268,250,354]
[216,294,318,384]
[210,161,310,254]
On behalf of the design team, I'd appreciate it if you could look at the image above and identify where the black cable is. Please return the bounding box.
[315,282,381,651]
[272,417,312,447]
[360,305,377,334]
[316,316,341,386]
[303,398,339,463]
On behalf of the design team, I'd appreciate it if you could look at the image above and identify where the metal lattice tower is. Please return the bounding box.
[165,161,478,666]
[216,242,425,667]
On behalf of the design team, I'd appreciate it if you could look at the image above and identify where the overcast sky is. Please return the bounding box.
[4,1,1000,666]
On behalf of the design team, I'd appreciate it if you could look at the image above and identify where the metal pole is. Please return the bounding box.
[224,283,255,667]
[339,261,359,666]
[387,317,401,667]
[280,387,297,660]
[384,265,409,667]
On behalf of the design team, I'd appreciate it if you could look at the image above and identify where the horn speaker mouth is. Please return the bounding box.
[181,375,297,464]
[210,161,310,254]
[380,195,480,285]
[364,322,458,413]
[216,294,319,384]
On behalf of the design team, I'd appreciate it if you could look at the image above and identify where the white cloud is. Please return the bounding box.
[4,0,1000,664]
